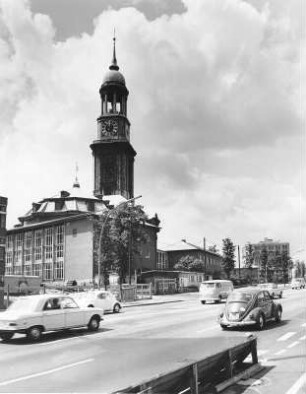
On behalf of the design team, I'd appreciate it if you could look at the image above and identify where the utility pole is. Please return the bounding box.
[238,245,241,279]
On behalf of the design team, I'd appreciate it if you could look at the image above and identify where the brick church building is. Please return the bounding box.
[5,38,160,287]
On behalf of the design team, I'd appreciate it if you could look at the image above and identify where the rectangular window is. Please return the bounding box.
[24,232,32,262]
[43,262,52,281]
[44,227,53,262]
[34,230,42,261]
[54,261,64,280]
[33,263,42,278]
[55,225,64,260]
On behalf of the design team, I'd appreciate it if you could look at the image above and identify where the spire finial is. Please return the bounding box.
[110,29,119,71]
[73,163,80,188]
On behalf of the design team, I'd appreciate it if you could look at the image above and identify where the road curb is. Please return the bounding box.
[216,363,264,392]
[123,299,185,308]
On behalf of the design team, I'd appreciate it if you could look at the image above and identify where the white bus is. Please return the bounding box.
[199,280,233,304]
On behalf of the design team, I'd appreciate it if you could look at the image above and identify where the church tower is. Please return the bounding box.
[90,36,136,199]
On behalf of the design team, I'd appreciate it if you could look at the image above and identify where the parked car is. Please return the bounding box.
[199,280,233,304]
[218,287,282,330]
[258,283,283,298]
[73,290,122,313]
[291,278,306,289]
[0,294,104,342]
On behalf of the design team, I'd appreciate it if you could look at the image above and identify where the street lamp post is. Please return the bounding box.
[97,195,142,289]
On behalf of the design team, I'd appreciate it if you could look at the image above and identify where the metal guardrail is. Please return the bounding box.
[113,335,258,394]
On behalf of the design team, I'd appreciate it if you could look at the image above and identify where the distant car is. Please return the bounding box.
[0,294,104,342]
[218,287,282,330]
[199,280,233,304]
[258,283,283,298]
[291,278,306,289]
[73,290,122,313]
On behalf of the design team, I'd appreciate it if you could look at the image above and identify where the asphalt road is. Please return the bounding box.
[0,289,305,393]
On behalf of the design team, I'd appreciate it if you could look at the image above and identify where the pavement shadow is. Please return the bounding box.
[0,326,114,346]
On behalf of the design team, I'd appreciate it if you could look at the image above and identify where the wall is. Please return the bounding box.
[65,219,94,282]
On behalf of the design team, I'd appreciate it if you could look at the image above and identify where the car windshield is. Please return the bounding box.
[227,292,254,304]
[7,297,39,312]
[201,282,218,289]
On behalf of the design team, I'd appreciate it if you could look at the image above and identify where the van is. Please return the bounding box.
[199,280,234,304]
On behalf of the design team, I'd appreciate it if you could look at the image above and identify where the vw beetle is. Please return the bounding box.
[219,287,282,330]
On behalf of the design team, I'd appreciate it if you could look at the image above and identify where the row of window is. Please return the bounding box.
[5,225,65,280]
[5,261,64,280]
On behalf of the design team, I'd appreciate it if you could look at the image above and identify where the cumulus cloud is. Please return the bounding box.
[0,0,304,258]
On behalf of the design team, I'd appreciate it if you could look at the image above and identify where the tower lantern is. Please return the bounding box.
[90,35,136,199]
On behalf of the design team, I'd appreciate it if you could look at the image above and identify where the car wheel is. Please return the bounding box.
[279,292,283,298]
[88,316,100,331]
[0,333,14,342]
[256,313,265,330]
[27,326,42,341]
[113,303,121,313]
[271,293,275,298]
[201,301,206,305]
[220,324,229,331]
[275,307,282,322]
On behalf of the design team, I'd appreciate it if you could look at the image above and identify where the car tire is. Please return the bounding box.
[279,292,283,298]
[0,333,14,342]
[220,324,229,331]
[201,301,206,304]
[113,303,121,313]
[256,313,265,330]
[275,307,282,322]
[27,326,43,341]
[271,293,275,298]
[88,316,100,331]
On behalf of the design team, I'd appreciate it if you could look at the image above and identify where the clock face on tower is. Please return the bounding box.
[101,119,118,137]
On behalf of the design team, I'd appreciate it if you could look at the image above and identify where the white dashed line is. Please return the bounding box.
[299,335,306,341]
[285,371,306,394]
[0,358,94,387]
[277,332,296,341]
[287,341,299,349]
[274,349,286,356]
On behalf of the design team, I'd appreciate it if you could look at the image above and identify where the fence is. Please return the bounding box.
[113,335,259,394]
[155,279,177,295]
[109,284,152,302]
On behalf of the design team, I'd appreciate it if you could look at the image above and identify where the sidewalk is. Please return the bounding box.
[122,292,196,308]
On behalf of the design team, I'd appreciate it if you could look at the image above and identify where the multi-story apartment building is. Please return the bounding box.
[250,238,290,266]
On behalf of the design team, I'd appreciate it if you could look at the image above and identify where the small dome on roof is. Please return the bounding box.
[102,69,126,86]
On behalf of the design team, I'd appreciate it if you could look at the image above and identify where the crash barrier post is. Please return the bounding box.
[112,335,259,394]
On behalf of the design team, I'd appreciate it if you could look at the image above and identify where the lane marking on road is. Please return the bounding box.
[285,371,306,394]
[274,349,286,356]
[0,358,94,387]
[302,323,306,327]
[299,335,306,341]
[287,341,299,349]
[277,332,296,341]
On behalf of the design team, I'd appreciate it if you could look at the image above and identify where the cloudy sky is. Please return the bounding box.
[0,0,304,261]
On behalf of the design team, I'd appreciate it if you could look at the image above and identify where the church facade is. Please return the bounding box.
[4,39,160,287]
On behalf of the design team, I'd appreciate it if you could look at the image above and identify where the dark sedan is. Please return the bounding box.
[218,287,282,330]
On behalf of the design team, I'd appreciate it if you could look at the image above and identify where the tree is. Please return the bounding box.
[259,248,268,282]
[222,238,235,279]
[243,243,254,269]
[281,252,292,283]
[174,255,194,271]
[94,204,148,287]
[189,259,205,272]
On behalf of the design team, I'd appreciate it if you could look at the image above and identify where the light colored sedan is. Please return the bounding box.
[73,290,122,313]
[259,283,283,298]
[0,294,104,342]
